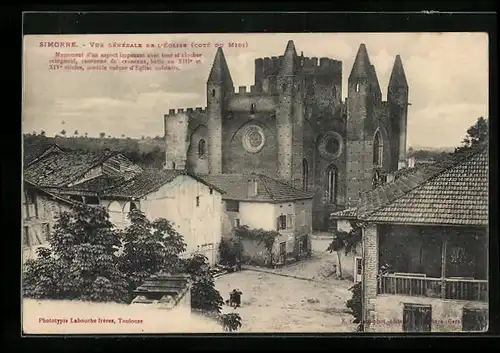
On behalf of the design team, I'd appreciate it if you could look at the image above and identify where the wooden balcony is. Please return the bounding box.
[378,274,488,302]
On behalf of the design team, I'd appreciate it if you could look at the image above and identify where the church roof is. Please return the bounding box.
[355,144,488,226]
[199,173,315,203]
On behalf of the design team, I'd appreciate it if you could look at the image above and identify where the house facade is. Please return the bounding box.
[22,145,224,265]
[22,181,76,262]
[99,169,224,265]
[356,146,488,332]
[201,173,314,265]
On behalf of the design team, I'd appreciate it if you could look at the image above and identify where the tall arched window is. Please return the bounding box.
[373,130,383,167]
[326,165,337,204]
[212,89,215,97]
[302,159,309,191]
[198,139,206,157]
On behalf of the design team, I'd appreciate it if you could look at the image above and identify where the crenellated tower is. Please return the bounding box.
[207,47,234,175]
[388,55,409,170]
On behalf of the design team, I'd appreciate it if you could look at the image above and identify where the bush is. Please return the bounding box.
[346,281,363,332]
[218,237,242,267]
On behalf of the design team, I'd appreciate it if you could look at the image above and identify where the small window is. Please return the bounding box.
[333,86,337,97]
[172,161,176,169]
[212,89,215,97]
[282,83,287,92]
[234,219,240,228]
[226,200,239,212]
[250,103,256,114]
[286,214,293,229]
[462,308,488,332]
[277,214,287,231]
[210,188,213,195]
[198,139,206,157]
[403,303,432,332]
[355,83,360,92]
[196,196,200,207]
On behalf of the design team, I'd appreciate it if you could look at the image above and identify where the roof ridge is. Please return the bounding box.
[258,174,276,201]
[360,147,485,219]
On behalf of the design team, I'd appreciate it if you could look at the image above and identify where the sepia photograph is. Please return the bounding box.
[22,31,489,334]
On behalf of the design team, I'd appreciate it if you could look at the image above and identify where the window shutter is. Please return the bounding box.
[277,217,280,231]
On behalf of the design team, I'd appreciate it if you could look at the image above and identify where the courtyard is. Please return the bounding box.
[215,235,358,332]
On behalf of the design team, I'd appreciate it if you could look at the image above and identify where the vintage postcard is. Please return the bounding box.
[22,31,489,334]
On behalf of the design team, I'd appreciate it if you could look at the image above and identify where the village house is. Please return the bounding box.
[353,145,488,332]
[97,169,224,265]
[201,173,315,265]
[22,144,224,265]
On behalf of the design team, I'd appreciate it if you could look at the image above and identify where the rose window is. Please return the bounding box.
[242,125,266,153]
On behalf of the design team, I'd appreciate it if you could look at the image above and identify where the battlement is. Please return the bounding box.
[301,57,342,73]
[255,55,342,78]
[165,107,207,117]
[255,55,285,75]
[234,85,257,95]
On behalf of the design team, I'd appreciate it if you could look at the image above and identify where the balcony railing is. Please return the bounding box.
[378,274,488,302]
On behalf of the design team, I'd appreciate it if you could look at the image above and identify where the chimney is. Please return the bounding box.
[247,179,258,197]
[386,173,395,183]
[407,156,415,168]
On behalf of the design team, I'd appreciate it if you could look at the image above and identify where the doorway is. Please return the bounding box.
[279,242,286,264]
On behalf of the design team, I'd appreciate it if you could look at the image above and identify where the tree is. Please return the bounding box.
[100,132,106,138]
[60,129,66,136]
[119,209,186,295]
[454,117,488,154]
[23,204,128,303]
[84,132,88,138]
[121,134,126,138]
[182,253,242,332]
[326,220,363,279]
[40,130,46,136]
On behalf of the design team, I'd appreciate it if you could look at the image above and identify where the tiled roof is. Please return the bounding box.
[330,207,357,220]
[57,175,127,195]
[101,169,224,199]
[199,173,315,202]
[23,141,64,166]
[358,145,488,226]
[24,150,116,187]
[102,169,184,199]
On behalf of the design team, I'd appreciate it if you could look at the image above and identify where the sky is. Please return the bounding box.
[23,33,489,148]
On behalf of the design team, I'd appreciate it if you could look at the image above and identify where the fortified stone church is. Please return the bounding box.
[164,40,409,230]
